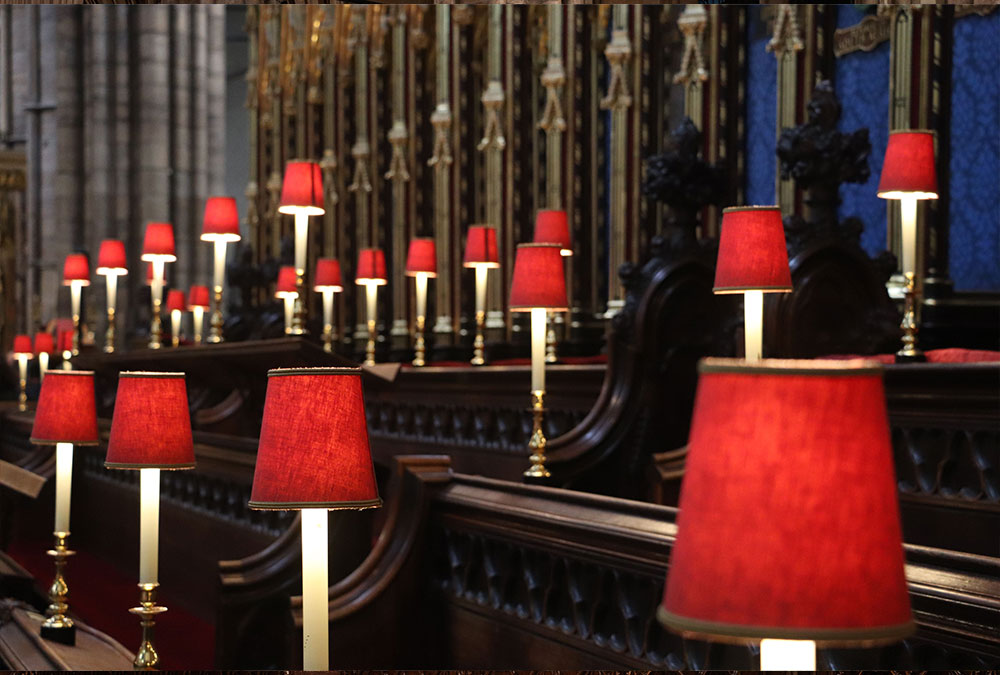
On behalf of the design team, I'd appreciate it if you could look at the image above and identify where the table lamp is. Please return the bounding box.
[30,369,99,645]
[57,329,73,370]
[166,290,186,347]
[405,239,436,367]
[34,332,54,382]
[96,239,128,353]
[278,161,325,335]
[188,285,210,345]
[13,335,33,411]
[62,253,90,357]
[877,130,938,363]
[356,248,387,367]
[105,371,195,669]
[509,243,568,479]
[313,258,343,354]
[248,367,381,671]
[276,266,298,335]
[200,197,241,343]
[464,226,499,366]
[658,358,913,670]
[713,206,792,361]
[533,210,572,363]
[141,223,177,350]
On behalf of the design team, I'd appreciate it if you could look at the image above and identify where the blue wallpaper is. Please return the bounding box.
[835,6,890,259]
[745,8,776,206]
[949,11,1000,291]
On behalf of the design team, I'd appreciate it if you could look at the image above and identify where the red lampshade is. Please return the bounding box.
[463,226,499,268]
[13,334,33,356]
[276,266,298,298]
[249,367,381,510]
[314,258,343,292]
[34,332,55,355]
[188,285,210,309]
[96,239,128,276]
[30,370,99,445]
[405,238,437,277]
[141,222,177,262]
[166,289,186,313]
[201,197,242,242]
[57,330,73,354]
[713,206,792,293]
[877,130,938,200]
[63,254,90,286]
[533,210,572,256]
[356,248,387,285]
[278,161,324,216]
[659,358,913,645]
[105,372,195,470]
[509,243,567,311]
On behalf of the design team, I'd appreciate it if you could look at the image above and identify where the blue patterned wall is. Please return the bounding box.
[745,8,776,206]
[949,11,1000,291]
[834,6,890,259]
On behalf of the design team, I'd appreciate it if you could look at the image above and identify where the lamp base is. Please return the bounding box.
[129,583,167,670]
[523,390,551,481]
[41,533,76,646]
[896,271,924,363]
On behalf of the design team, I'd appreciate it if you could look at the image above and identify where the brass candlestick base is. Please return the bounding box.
[208,285,224,343]
[413,316,426,367]
[290,274,307,335]
[105,307,116,353]
[471,310,485,366]
[545,314,557,364]
[18,378,26,412]
[150,301,163,350]
[365,319,376,366]
[71,314,81,357]
[322,323,334,354]
[524,389,551,479]
[40,532,76,645]
[129,583,168,670]
[896,271,925,363]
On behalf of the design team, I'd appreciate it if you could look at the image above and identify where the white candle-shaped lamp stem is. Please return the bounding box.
[17,354,28,410]
[284,295,296,334]
[193,306,204,344]
[759,639,816,671]
[900,195,918,276]
[139,468,160,586]
[415,273,428,322]
[39,353,49,381]
[213,240,227,291]
[54,442,73,535]
[531,307,547,392]
[365,283,378,366]
[294,213,309,276]
[70,282,83,356]
[300,508,329,671]
[151,259,165,307]
[322,290,334,332]
[743,289,764,362]
[62,353,71,370]
[106,273,118,313]
[475,266,488,317]
[171,310,181,347]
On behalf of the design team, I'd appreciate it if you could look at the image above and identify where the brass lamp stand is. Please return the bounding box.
[525,389,550,479]
[40,531,76,645]
[129,583,167,669]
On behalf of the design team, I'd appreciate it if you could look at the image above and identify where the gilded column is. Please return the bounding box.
[767,5,803,212]
[348,7,373,342]
[429,6,454,344]
[600,6,632,318]
[387,7,411,351]
[480,5,506,340]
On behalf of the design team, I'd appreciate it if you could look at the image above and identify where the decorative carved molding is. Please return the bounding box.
[477,81,506,152]
[427,104,454,169]
[673,6,709,86]
[348,140,373,194]
[833,12,892,58]
[600,29,633,111]
[319,149,339,208]
[384,122,410,183]
[538,57,567,133]
[766,5,804,57]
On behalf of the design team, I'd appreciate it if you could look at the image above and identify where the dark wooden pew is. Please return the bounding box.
[217,455,1000,669]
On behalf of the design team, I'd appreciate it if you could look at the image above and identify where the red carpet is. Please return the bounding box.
[6,534,215,669]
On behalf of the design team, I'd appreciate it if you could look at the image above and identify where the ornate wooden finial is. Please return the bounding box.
[673,6,709,86]
[319,149,339,207]
[385,122,411,183]
[767,5,804,57]
[538,57,567,133]
[600,29,633,111]
[348,141,373,194]
[427,104,454,169]
[478,81,506,152]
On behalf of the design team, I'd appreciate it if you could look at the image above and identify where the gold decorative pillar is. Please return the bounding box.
[481,6,506,342]
[600,7,633,318]
[767,5,803,213]
[674,6,709,125]
[348,8,373,345]
[387,8,411,353]
[429,6,454,346]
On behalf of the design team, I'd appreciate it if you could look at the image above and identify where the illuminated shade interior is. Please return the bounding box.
[877,130,939,200]
[463,226,500,268]
[141,222,177,262]
[62,253,91,286]
[104,372,196,470]
[509,243,568,312]
[275,266,298,298]
[356,248,388,286]
[713,207,793,294]
[405,238,438,277]
[277,161,325,216]
[188,285,211,309]
[96,239,128,276]
[658,358,914,646]
[166,289,186,314]
[313,258,344,292]
[533,210,573,256]
[201,196,242,242]
[248,367,381,510]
